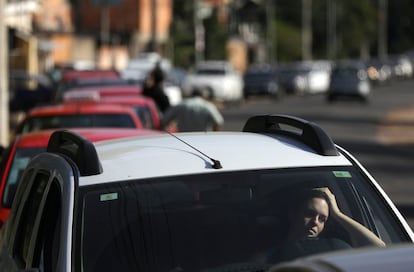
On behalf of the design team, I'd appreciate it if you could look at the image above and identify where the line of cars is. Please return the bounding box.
[242,55,414,103]
[0,128,162,228]
[1,66,173,229]
[2,58,414,270]
[0,114,413,271]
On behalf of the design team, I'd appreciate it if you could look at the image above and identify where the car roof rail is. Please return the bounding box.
[243,114,339,156]
[47,130,103,176]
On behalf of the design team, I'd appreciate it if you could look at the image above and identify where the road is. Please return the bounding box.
[220,78,414,228]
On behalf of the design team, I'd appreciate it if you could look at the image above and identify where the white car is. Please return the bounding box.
[121,53,182,105]
[0,114,413,271]
[182,60,244,102]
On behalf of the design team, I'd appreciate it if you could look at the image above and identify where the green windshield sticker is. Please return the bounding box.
[100,192,119,202]
[333,171,352,178]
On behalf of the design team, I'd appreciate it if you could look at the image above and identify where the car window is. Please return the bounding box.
[11,171,62,271]
[133,106,155,129]
[2,147,45,208]
[77,166,409,271]
[20,114,137,133]
[196,68,226,75]
[32,180,62,272]
[13,172,49,267]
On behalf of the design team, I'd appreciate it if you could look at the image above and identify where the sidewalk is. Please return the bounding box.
[377,106,414,144]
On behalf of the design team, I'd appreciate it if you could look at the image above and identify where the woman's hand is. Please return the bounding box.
[313,187,342,219]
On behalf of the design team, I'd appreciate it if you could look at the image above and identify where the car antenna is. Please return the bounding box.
[165,131,222,169]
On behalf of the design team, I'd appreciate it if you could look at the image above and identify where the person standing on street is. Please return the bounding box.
[161,87,224,132]
[143,61,170,113]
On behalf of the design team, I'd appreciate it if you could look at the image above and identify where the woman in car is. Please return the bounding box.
[267,187,385,263]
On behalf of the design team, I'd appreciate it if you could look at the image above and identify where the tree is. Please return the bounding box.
[170,1,195,68]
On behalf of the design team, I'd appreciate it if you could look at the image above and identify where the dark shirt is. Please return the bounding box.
[267,237,352,264]
[143,84,170,113]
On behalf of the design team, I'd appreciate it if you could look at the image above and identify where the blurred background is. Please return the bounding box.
[3,0,414,226]
[1,0,414,141]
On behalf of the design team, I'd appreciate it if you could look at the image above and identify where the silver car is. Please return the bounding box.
[327,60,371,103]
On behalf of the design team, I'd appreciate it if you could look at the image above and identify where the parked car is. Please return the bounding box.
[54,78,138,103]
[326,60,371,103]
[182,60,244,102]
[277,64,306,94]
[243,66,283,99]
[61,69,120,82]
[277,61,331,95]
[0,128,162,227]
[61,84,143,101]
[0,114,412,271]
[9,70,54,112]
[64,90,161,129]
[121,52,172,82]
[365,58,393,85]
[269,243,414,272]
[14,102,144,135]
[120,52,182,106]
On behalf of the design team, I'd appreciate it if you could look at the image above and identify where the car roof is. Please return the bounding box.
[79,131,351,185]
[62,69,120,81]
[64,91,154,106]
[25,102,139,116]
[66,84,142,93]
[63,86,142,101]
[14,128,163,148]
[98,95,156,105]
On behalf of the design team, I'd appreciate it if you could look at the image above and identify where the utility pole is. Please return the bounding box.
[378,0,388,60]
[302,0,312,61]
[149,0,157,52]
[0,0,9,146]
[100,4,110,45]
[327,0,336,60]
[266,0,276,64]
[194,0,205,64]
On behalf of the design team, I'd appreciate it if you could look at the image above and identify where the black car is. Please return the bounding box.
[243,67,283,99]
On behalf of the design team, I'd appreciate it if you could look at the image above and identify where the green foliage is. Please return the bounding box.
[171,1,414,64]
[204,8,229,60]
[273,21,302,62]
[170,0,195,67]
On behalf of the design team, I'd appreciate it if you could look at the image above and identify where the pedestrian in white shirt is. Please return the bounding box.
[161,87,224,132]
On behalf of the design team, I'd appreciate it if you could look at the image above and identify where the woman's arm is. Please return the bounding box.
[316,187,386,248]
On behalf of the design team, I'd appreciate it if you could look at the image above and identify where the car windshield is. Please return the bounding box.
[196,68,226,75]
[77,166,409,272]
[244,72,274,81]
[132,106,155,129]
[2,147,45,208]
[20,114,136,133]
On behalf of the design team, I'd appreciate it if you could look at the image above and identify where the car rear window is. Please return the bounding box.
[20,114,137,133]
[77,167,410,272]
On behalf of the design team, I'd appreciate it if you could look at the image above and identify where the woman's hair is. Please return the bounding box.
[291,188,332,214]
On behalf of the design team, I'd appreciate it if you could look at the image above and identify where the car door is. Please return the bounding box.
[0,152,77,272]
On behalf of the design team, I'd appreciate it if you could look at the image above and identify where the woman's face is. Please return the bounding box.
[300,197,329,238]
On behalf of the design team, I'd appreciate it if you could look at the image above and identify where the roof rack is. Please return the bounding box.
[243,114,339,156]
[47,130,102,176]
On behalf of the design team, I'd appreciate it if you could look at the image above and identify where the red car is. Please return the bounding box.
[62,85,143,100]
[56,80,142,102]
[61,69,120,82]
[0,127,162,227]
[14,102,144,135]
[99,95,161,129]
[64,90,161,129]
